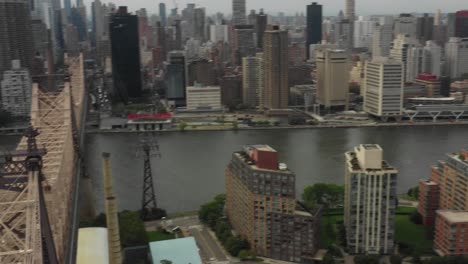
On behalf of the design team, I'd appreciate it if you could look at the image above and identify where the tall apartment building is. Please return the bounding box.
[389,34,421,83]
[445,38,468,79]
[263,26,289,109]
[354,16,376,49]
[110,6,142,102]
[363,58,404,120]
[434,210,468,256]
[210,25,229,43]
[455,10,468,38]
[315,48,349,109]
[0,0,34,78]
[417,149,468,256]
[334,19,352,50]
[256,10,267,49]
[1,60,31,117]
[418,179,440,226]
[306,2,322,60]
[423,41,442,78]
[225,145,321,262]
[232,0,246,25]
[406,47,426,82]
[242,54,263,108]
[344,144,398,255]
[372,24,393,58]
[394,14,418,39]
[233,25,255,66]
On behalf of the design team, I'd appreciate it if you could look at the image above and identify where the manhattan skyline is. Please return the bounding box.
[84,0,467,16]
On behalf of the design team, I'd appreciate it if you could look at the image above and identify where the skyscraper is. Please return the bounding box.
[363,57,404,120]
[232,0,246,25]
[394,14,418,39]
[345,0,355,47]
[165,51,186,106]
[423,41,442,77]
[242,54,263,108]
[445,37,468,79]
[389,34,421,82]
[372,24,393,58]
[110,6,142,102]
[354,16,375,49]
[193,8,206,42]
[0,0,34,78]
[306,2,322,59]
[315,48,349,109]
[1,60,31,117]
[416,14,434,44]
[263,26,289,109]
[407,47,426,82]
[345,144,398,254]
[455,10,468,38]
[256,9,267,49]
[233,25,255,65]
[225,145,321,262]
[159,3,167,26]
[345,0,355,21]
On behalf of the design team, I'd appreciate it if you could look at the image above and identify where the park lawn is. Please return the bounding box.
[321,214,344,248]
[395,215,433,253]
[147,230,176,242]
[395,206,417,214]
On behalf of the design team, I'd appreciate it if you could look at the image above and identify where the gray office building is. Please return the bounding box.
[165,51,186,106]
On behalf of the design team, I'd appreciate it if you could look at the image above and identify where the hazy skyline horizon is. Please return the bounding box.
[83,0,467,16]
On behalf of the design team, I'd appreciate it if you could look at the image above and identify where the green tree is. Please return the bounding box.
[160,260,172,264]
[390,255,403,264]
[178,121,188,131]
[232,121,238,130]
[302,183,344,209]
[323,254,336,264]
[407,186,420,200]
[354,255,379,264]
[118,211,148,247]
[238,249,250,260]
[198,194,225,229]
[222,235,250,257]
[412,253,422,264]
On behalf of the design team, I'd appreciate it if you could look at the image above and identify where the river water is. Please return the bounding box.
[81,126,467,214]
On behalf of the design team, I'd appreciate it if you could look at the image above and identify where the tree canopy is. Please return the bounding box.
[302,183,344,209]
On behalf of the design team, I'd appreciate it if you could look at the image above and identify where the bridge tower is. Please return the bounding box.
[0,126,58,263]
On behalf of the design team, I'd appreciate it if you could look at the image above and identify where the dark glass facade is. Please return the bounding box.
[306,2,322,59]
[110,7,142,102]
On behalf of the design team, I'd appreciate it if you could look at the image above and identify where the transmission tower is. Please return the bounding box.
[137,134,166,221]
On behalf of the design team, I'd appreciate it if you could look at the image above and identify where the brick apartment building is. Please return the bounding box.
[418,149,468,256]
[225,145,321,263]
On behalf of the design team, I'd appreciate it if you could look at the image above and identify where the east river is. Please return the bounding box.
[1,126,466,214]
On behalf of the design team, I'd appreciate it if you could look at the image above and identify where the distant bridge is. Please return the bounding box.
[0,55,86,263]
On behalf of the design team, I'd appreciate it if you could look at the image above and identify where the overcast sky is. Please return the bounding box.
[83,0,466,16]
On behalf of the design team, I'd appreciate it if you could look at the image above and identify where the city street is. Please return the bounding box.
[190,226,229,263]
